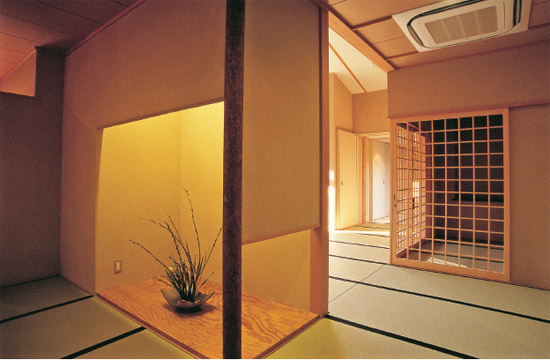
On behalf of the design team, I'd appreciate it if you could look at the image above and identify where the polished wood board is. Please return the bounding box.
[97,279,318,359]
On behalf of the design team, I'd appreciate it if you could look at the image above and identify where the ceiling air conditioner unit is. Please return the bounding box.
[393,0,532,51]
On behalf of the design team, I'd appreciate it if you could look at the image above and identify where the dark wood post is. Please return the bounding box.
[223,0,245,358]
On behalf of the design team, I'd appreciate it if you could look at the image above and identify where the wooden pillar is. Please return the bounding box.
[223,0,245,358]
[310,7,329,316]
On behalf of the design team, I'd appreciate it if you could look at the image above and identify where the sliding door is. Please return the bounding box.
[391,110,510,282]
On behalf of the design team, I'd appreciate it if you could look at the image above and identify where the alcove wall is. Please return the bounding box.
[62,0,320,310]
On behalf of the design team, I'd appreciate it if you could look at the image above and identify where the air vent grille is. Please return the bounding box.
[393,0,531,51]
[425,6,498,44]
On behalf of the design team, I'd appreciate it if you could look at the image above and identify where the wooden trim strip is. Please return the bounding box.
[328,13,395,73]
[388,104,550,121]
[242,224,320,246]
[502,109,511,282]
[67,0,147,56]
[223,0,245,358]
[386,51,418,60]
[350,16,393,30]
[328,43,367,93]
[309,6,330,317]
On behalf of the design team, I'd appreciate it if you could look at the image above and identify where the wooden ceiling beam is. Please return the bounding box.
[328,12,395,72]
[329,42,367,93]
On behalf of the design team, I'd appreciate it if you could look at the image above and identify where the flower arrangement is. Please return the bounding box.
[129,189,220,304]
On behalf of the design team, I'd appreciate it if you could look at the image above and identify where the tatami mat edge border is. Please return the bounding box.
[62,327,146,358]
[329,276,550,323]
[325,315,475,359]
[0,275,60,289]
[329,254,387,266]
[330,240,389,249]
[0,295,94,323]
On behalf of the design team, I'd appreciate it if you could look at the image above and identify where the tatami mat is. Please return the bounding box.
[329,282,550,358]
[329,241,389,264]
[0,276,90,321]
[329,278,357,303]
[77,329,194,359]
[329,232,389,248]
[364,265,550,321]
[0,297,141,358]
[340,228,390,236]
[329,256,383,282]
[267,318,453,359]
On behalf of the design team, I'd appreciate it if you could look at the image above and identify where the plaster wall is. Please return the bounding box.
[509,104,550,289]
[243,0,320,242]
[62,0,319,307]
[0,49,64,286]
[0,50,36,97]
[95,111,182,292]
[353,90,389,134]
[62,0,226,292]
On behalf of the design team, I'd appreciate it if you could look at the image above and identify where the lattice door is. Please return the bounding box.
[391,110,510,282]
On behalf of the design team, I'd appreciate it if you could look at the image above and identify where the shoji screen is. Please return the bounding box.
[391,109,510,282]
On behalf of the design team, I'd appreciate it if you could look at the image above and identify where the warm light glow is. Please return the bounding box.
[329,170,336,231]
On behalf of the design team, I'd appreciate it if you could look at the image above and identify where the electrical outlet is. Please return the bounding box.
[114,259,122,274]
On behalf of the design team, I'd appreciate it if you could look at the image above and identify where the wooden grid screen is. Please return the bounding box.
[391,110,510,282]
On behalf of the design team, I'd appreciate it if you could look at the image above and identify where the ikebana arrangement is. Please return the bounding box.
[129,189,221,310]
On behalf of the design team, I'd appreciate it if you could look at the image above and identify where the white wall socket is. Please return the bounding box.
[114,259,122,274]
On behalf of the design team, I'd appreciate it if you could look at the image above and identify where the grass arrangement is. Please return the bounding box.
[129,189,221,303]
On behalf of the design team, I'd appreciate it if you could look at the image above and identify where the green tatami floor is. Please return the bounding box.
[0,277,193,359]
[2,260,549,359]
[322,226,550,359]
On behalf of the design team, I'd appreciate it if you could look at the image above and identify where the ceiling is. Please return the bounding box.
[0,0,141,79]
[325,0,550,94]
[1,0,549,91]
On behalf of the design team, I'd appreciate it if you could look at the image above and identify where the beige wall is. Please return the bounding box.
[331,74,354,131]
[243,231,310,311]
[388,41,550,118]
[0,50,36,97]
[243,0,320,242]
[96,112,183,292]
[353,90,389,134]
[62,0,321,309]
[61,0,226,292]
[509,105,550,289]
[0,49,64,286]
[387,41,550,289]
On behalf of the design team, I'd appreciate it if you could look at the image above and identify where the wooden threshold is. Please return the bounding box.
[97,279,319,359]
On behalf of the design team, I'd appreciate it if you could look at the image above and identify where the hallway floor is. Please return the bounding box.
[2,221,549,359]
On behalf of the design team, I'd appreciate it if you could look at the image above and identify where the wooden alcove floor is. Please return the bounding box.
[97,279,319,359]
